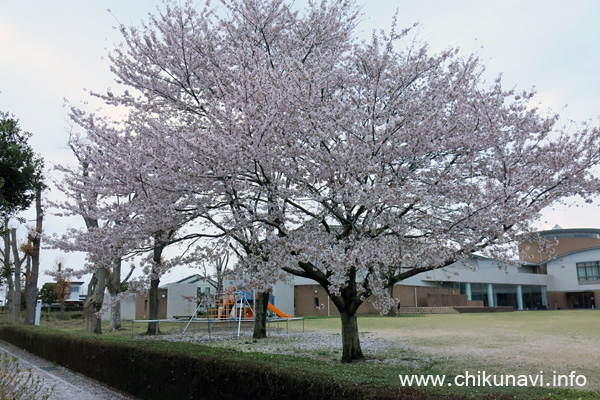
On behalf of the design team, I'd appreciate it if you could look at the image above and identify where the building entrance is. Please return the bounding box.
[566,292,595,309]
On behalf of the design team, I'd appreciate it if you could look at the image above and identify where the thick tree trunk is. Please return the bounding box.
[4,263,14,318]
[146,239,164,336]
[145,277,161,335]
[2,226,14,318]
[108,297,121,331]
[284,262,367,362]
[385,284,397,317]
[84,268,107,334]
[332,268,365,363]
[108,257,122,332]
[24,188,42,325]
[340,310,364,362]
[4,271,14,317]
[253,291,270,339]
[10,230,21,322]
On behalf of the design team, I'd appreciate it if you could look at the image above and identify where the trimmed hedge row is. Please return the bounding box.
[0,325,516,400]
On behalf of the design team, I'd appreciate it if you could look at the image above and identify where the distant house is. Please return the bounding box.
[66,281,85,306]
[175,274,218,295]
[162,275,220,318]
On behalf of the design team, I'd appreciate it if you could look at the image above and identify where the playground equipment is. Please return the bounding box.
[267,302,292,318]
[205,289,291,321]
[208,290,255,320]
[181,289,299,335]
[130,289,304,337]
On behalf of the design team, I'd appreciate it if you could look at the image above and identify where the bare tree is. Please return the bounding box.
[1,220,14,316]
[24,186,43,325]
[51,261,72,319]
[200,252,230,295]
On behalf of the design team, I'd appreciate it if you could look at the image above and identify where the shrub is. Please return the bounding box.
[0,351,53,400]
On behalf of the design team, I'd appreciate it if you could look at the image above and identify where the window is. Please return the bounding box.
[314,297,320,309]
[576,261,600,282]
[205,287,210,294]
[72,286,80,293]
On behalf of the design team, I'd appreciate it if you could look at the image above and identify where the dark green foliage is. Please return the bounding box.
[0,112,43,217]
[39,283,58,306]
[0,325,478,400]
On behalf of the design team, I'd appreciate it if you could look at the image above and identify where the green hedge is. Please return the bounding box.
[0,325,513,400]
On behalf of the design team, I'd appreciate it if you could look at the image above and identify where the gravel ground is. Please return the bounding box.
[144,329,431,368]
[0,340,138,400]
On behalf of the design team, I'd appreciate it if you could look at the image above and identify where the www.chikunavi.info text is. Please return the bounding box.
[399,371,587,388]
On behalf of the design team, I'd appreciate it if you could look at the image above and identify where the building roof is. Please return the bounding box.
[172,274,216,285]
[536,228,600,240]
[531,245,600,265]
[519,228,600,243]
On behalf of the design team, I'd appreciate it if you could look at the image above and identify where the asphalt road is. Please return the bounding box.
[0,339,139,400]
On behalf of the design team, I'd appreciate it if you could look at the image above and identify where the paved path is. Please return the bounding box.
[0,339,138,400]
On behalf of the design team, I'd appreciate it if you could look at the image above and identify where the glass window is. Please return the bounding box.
[577,261,600,281]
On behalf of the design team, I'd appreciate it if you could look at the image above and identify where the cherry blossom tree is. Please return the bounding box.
[269,31,600,360]
[52,140,116,334]
[59,0,359,340]
[59,0,600,362]
[55,123,224,335]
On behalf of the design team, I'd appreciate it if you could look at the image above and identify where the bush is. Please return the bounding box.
[0,351,53,400]
[0,325,521,400]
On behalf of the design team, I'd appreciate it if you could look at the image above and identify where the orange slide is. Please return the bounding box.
[267,302,292,318]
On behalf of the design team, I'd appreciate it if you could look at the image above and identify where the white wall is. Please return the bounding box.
[68,283,84,302]
[166,283,197,318]
[546,248,600,292]
[101,292,136,321]
[408,258,551,287]
[272,280,294,317]
[291,258,551,289]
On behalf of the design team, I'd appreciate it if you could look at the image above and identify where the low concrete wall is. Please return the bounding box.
[467,300,484,307]
[454,306,514,313]
[427,293,468,307]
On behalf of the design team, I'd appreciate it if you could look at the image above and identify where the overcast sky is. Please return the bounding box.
[1,1,600,287]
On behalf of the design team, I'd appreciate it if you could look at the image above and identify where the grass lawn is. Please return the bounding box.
[301,311,600,396]
[1,310,599,399]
